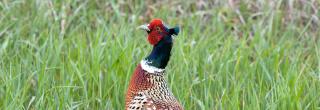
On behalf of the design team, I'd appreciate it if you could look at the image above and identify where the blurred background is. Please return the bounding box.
[0,0,319,109]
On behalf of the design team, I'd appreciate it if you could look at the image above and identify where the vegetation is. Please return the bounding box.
[0,0,319,109]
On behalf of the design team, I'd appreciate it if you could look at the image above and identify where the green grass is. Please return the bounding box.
[0,0,320,109]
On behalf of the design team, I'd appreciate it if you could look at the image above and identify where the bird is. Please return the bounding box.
[125,19,183,110]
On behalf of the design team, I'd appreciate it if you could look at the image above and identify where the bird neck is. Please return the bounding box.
[145,36,173,69]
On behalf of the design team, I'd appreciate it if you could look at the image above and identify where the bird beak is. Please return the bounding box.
[137,24,150,32]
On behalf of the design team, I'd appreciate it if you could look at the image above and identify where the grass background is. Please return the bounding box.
[0,0,320,109]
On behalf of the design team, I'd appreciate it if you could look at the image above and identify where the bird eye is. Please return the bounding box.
[156,26,161,32]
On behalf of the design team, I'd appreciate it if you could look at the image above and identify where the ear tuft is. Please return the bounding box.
[169,26,180,36]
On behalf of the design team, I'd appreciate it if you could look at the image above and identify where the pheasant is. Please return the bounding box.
[125,19,183,110]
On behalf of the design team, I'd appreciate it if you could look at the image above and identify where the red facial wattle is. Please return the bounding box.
[147,30,164,45]
[147,19,166,45]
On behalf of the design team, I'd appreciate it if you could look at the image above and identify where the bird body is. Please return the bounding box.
[125,19,182,110]
[125,63,182,110]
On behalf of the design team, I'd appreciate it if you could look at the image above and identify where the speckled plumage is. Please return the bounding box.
[125,64,183,110]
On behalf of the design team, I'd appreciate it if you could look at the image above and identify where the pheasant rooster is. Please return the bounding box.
[125,19,183,110]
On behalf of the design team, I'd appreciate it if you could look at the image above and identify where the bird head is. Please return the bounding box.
[138,19,180,45]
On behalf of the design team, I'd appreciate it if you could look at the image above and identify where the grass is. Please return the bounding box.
[0,0,320,109]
